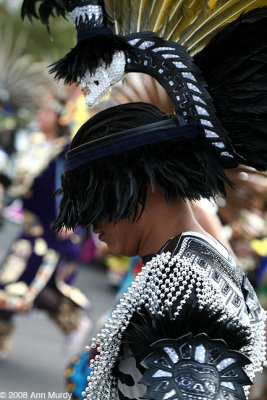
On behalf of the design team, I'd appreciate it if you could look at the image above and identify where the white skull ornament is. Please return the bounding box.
[79,51,126,108]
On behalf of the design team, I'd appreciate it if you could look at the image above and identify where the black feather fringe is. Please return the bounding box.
[120,304,251,364]
[195,7,267,171]
[49,34,131,84]
[21,0,66,34]
[53,132,231,233]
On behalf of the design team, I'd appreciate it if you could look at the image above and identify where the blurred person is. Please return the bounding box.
[217,173,267,400]
[0,99,16,226]
[0,96,90,357]
[0,158,10,228]
[0,147,11,227]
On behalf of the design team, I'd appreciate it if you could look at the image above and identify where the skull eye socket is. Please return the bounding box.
[94,80,100,86]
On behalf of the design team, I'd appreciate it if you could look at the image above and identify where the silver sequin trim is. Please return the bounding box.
[138,41,154,49]
[68,5,103,26]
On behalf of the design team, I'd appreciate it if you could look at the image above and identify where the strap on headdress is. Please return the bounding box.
[65,120,199,171]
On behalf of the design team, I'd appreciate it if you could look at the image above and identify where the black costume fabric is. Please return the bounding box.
[113,232,265,400]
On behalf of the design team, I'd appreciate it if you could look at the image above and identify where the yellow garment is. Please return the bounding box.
[251,237,267,257]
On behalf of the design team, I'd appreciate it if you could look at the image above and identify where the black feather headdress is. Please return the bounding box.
[195,7,267,172]
[52,102,231,233]
[49,0,131,84]
[21,0,66,35]
[21,0,131,81]
[21,2,267,232]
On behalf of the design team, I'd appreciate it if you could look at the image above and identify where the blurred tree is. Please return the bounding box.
[0,0,75,63]
[0,0,75,127]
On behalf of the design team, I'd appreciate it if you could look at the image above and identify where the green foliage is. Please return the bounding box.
[0,2,76,127]
[0,2,75,63]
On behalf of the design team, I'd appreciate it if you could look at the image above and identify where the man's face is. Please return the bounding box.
[93,216,142,257]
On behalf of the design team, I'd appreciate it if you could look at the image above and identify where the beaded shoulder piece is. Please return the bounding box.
[83,233,266,400]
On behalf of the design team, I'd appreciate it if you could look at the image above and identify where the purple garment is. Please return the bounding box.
[0,145,82,312]
[23,144,81,260]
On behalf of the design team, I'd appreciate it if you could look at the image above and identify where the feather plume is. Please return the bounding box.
[195,7,267,171]
[136,0,146,32]
[49,34,130,85]
[21,1,265,55]
[0,25,51,111]
[103,0,266,55]
[21,1,265,85]
[148,0,173,33]
[121,1,132,35]
[104,0,118,32]
[182,0,267,54]
[21,0,66,35]
[164,0,198,42]
[120,304,251,363]
[47,0,131,84]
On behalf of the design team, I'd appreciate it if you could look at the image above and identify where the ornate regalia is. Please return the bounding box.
[21,1,267,399]
[114,232,265,400]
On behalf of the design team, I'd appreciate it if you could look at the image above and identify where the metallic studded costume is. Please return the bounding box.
[21,1,267,399]
[114,232,266,400]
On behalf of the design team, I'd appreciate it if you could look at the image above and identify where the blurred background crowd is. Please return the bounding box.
[0,1,266,399]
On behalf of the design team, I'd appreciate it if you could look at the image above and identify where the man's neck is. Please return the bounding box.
[137,198,208,257]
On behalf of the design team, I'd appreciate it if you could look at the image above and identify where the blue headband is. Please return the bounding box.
[65,121,200,172]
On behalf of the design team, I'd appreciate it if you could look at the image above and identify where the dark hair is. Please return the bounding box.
[70,102,169,146]
[53,102,229,232]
